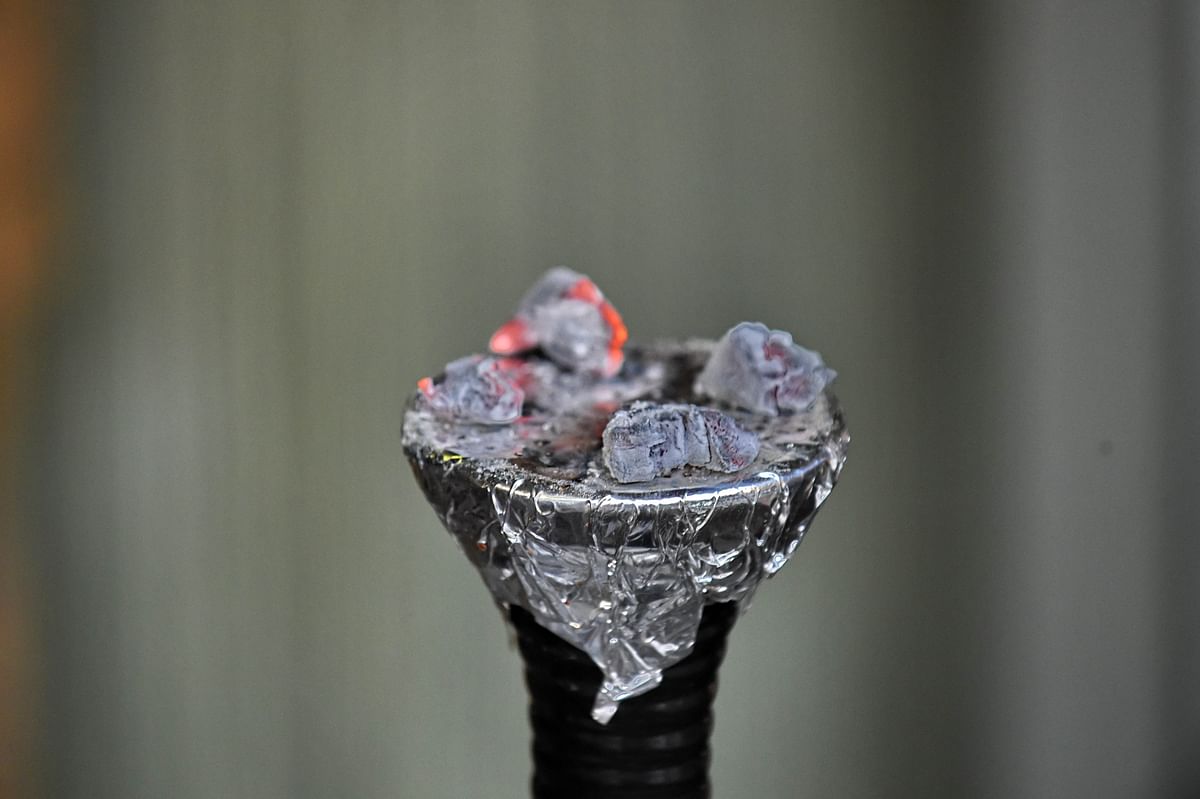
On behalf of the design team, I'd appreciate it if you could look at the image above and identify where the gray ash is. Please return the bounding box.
[417,355,524,425]
[601,402,759,483]
[695,322,837,415]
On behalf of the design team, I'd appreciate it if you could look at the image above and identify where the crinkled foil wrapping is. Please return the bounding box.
[403,342,849,722]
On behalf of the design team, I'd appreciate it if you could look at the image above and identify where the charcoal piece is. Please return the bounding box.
[419,355,524,425]
[490,267,627,376]
[695,321,836,415]
[515,266,582,312]
[602,402,759,483]
[601,403,692,484]
[528,297,611,374]
[695,407,759,472]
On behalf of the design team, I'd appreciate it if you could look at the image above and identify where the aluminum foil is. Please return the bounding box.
[403,341,849,722]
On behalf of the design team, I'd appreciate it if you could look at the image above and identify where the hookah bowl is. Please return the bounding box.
[404,342,848,797]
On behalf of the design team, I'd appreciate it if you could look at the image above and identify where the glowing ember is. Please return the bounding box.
[601,401,760,483]
[489,267,627,376]
[695,322,837,415]
[417,355,524,425]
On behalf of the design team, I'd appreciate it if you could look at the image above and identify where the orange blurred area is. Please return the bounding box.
[1,0,58,796]
[0,0,55,325]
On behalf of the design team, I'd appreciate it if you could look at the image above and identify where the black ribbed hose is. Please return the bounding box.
[509,602,738,799]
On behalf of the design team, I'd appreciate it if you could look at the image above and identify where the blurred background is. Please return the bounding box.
[3,1,1198,797]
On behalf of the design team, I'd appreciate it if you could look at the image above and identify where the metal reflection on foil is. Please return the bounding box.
[403,341,848,722]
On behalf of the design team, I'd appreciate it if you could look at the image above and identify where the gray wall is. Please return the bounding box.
[37,2,1198,797]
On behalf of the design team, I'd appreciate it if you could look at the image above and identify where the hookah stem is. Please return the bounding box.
[510,601,739,799]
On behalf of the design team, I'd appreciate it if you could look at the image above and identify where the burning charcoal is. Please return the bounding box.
[418,355,524,425]
[695,407,760,472]
[489,267,628,376]
[679,406,713,467]
[601,403,692,484]
[695,321,837,415]
[602,402,759,483]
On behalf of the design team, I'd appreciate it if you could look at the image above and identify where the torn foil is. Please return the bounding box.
[403,341,849,722]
